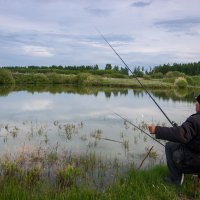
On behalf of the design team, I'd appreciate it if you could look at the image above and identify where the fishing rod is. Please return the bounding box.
[97,29,176,127]
[100,137,123,144]
[114,112,165,147]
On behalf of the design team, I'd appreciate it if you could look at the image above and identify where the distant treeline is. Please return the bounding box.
[2,61,200,76]
[0,64,131,86]
[1,64,129,75]
[151,61,200,76]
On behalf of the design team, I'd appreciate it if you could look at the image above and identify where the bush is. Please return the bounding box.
[165,71,185,78]
[0,69,15,84]
[62,75,78,84]
[174,77,188,88]
[143,74,151,80]
[109,73,128,79]
[185,76,195,86]
[46,73,64,84]
[33,74,49,84]
[163,77,175,83]
[151,72,164,79]
[192,76,200,86]
[76,73,90,85]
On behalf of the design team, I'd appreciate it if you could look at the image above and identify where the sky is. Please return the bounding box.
[0,0,200,70]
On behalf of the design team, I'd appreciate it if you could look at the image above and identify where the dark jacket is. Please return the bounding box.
[155,112,200,154]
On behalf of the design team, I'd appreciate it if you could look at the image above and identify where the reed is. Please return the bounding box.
[0,165,197,199]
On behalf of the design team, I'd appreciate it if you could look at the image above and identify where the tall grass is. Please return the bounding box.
[0,69,15,84]
[0,165,197,200]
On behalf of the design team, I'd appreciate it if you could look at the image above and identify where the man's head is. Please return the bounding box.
[196,95,200,112]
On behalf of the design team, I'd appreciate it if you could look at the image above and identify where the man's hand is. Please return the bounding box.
[148,124,156,134]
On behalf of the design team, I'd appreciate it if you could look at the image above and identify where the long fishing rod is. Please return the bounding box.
[114,112,165,147]
[97,29,175,127]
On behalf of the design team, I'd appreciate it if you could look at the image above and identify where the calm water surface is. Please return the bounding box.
[0,86,197,169]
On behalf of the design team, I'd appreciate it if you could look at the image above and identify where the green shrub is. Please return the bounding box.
[33,74,49,84]
[174,77,188,88]
[143,74,151,80]
[185,76,194,86]
[110,73,128,78]
[163,77,175,83]
[62,75,78,84]
[76,73,90,85]
[151,72,164,79]
[46,73,64,84]
[192,75,200,82]
[12,74,34,84]
[0,69,15,84]
[165,71,185,78]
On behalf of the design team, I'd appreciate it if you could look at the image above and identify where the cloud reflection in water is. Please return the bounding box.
[22,99,53,111]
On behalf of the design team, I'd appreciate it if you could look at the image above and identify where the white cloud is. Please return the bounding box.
[0,0,200,67]
[23,100,53,111]
[22,45,54,57]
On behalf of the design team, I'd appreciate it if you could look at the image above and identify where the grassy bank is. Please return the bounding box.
[10,71,174,89]
[1,68,200,89]
[0,165,198,200]
[0,145,197,199]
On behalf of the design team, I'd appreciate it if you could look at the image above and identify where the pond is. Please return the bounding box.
[0,85,197,171]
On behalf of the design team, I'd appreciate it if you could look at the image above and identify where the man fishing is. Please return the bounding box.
[98,31,200,186]
[148,95,200,186]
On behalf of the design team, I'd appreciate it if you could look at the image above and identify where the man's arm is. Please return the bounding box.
[148,118,196,144]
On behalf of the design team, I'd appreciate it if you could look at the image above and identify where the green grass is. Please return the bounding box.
[0,165,198,200]
[1,68,200,89]
[99,77,174,88]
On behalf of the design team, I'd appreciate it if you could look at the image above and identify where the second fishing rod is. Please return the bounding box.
[97,30,176,127]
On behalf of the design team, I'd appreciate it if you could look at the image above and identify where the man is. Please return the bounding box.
[148,95,200,186]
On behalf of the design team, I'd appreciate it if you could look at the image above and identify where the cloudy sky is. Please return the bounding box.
[0,0,200,70]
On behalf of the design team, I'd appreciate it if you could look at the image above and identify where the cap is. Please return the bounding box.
[196,95,200,104]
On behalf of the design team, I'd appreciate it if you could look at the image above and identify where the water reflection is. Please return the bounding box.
[0,85,129,97]
[150,88,200,103]
[0,85,199,103]
[0,85,198,170]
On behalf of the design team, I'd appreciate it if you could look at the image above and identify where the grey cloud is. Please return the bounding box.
[131,1,152,7]
[155,17,200,32]
[0,31,53,48]
[88,34,134,43]
[85,7,112,17]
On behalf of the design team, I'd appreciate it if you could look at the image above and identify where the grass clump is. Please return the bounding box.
[56,164,81,188]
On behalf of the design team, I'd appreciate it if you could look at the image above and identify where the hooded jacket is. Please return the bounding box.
[155,112,200,154]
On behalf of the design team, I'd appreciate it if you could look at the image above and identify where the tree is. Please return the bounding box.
[133,66,144,77]
[94,64,99,70]
[113,65,119,71]
[120,67,128,75]
[105,64,112,70]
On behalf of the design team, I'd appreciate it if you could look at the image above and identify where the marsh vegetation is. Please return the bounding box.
[0,78,199,199]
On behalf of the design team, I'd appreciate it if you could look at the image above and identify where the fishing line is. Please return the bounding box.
[97,29,176,127]
[114,112,165,147]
